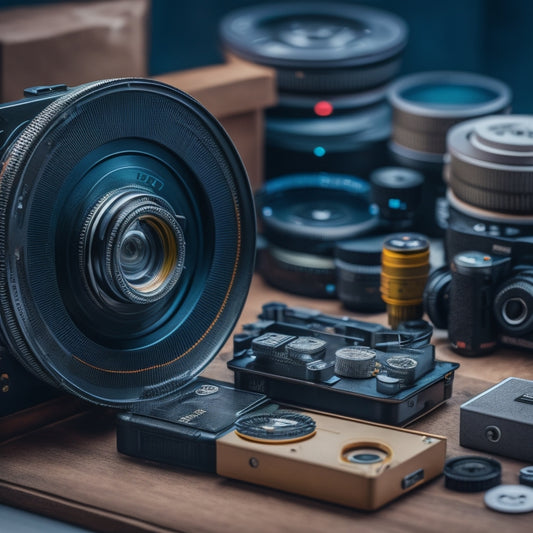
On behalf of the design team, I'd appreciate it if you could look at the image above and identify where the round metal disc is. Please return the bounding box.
[484,484,533,514]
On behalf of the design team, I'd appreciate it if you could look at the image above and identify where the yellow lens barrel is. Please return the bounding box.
[380,233,430,328]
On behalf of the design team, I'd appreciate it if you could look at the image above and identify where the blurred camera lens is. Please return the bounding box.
[388,71,512,235]
[493,272,533,336]
[380,233,430,328]
[256,172,378,255]
[369,166,424,224]
[220,2,407,94]
[334,235,385,312]
[445,189,533,261]
[265,101,391,180]
[220,2,408,180]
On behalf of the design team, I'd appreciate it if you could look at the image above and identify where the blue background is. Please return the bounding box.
[0,0,531,111]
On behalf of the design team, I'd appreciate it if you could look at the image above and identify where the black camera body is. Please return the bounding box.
[0,84,69,150]
[425,203,533,355]
[227,302,459,426]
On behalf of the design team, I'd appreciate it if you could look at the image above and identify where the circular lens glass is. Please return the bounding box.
[82,189,186,305]
[120,222,159,282]
[402,84,498,107]
[502,297,528,326]
[341,444,391,465]
[348,453,383,464]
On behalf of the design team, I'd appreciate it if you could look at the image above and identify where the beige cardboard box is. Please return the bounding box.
[0,0,149,102]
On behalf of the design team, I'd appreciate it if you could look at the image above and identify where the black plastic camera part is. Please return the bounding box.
[219,2,408,94]
[228,303,459,426]
[116,378,270,473]
[0,78,256,408]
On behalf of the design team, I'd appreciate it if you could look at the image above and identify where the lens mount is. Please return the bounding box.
[0,78,255,406]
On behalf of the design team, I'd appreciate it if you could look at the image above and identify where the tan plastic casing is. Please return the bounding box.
[216,410,446,511]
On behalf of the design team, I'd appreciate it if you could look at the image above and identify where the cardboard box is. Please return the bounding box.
[0,0,149,102]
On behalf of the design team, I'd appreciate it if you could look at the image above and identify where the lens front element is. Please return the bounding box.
[82,189,186,305]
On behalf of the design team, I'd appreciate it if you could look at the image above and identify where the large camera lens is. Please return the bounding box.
[0,79,255,406]
[220,2,407,181]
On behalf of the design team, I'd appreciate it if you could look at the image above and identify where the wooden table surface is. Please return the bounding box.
[1,274,533,532]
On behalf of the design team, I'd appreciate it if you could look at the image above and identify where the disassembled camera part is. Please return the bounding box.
[217,409,446,511]
[443,455,501,493]
[484,485,533,514]
[380,233,431,329]
[519,466,533,487]
[460,377,533,462]
[118,387,446,511]
[388,70,512,236]
[228,302,459,426]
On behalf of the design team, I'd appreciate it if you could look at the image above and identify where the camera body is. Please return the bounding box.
[0,84,70,152]
[424,193,533,355]
[116,377,447,511]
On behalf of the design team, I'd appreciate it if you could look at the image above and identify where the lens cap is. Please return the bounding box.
[220,2,407,93]
[444,455,502,492]
[484,484,533,514]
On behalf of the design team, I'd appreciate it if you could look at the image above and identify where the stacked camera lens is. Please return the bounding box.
[255,171,425,303]
[219,2,408,180]
[388,71,512,235]
[422,114,533,355]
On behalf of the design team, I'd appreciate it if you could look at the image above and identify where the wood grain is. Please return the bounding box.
[1,274,533,532]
